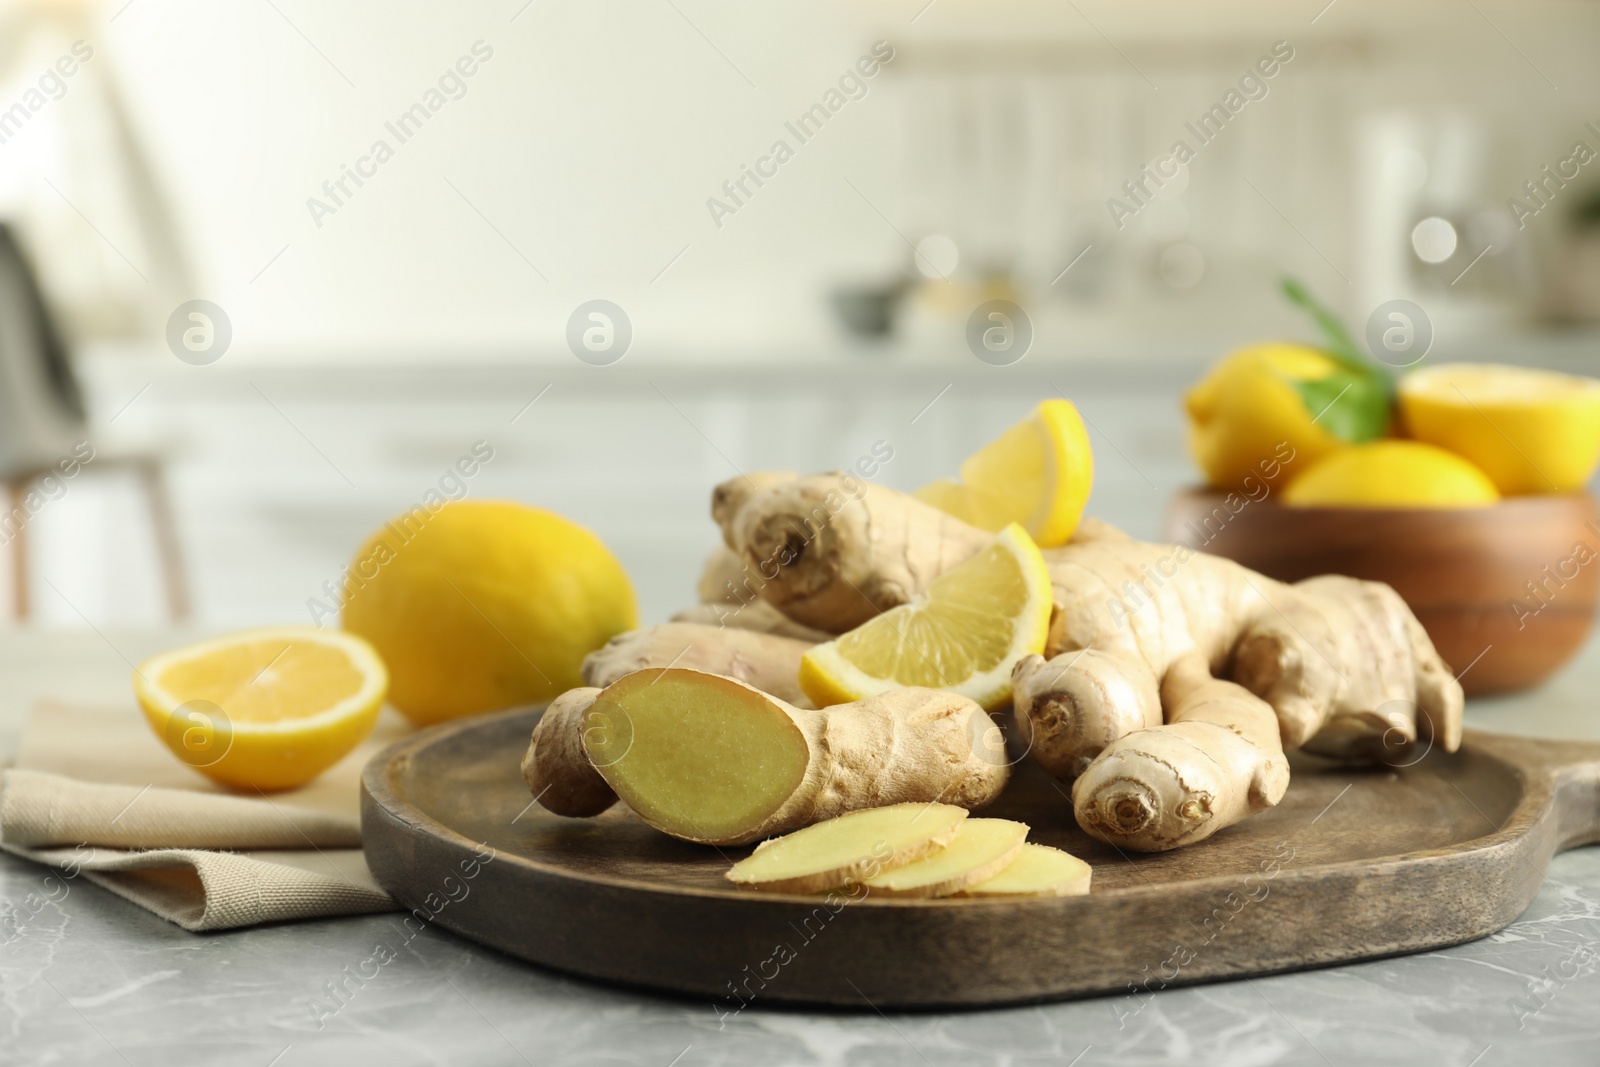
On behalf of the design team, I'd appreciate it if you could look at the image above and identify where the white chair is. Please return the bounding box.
[0,223,188,620]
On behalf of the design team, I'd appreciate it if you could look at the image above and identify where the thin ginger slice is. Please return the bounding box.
[860,818,1028,898]
[961,843,1092,897]
[725,803,968,894]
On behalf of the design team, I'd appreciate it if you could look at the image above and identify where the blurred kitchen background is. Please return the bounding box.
[0,0,1596,628]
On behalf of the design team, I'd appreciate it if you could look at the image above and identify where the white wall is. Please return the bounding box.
[3,0,1599,627]
[3,0,1596,363]
[51,354,1197,627]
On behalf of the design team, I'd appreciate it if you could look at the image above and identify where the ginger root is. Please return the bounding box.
[711,471,796,550]
[581,621,814,707]
[696,545,752,604]
[521,687,615,817]
[672,599,835,644]
[717,479,1462,851]
[575,668,1008,846]
[689,536,838,640]
[1232,575,1465,760]
[1072,651,1289,850]
[715,472,989,631]
[1012,648,1162,780]
[1034,533,1458,849]
[1039,537,1462,756]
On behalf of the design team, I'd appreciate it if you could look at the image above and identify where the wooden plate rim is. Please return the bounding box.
[360,706,1565,906]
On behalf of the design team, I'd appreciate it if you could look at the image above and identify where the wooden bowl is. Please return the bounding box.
[1163,490,1600,696]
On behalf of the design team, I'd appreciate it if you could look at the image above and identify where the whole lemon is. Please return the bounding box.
[341,501,637,725]
[1184,343,1352,492]
[1398,363,1600,494]
[1282,440,1499,508]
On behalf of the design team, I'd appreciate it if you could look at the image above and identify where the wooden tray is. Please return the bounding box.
[361,707,1600,1008]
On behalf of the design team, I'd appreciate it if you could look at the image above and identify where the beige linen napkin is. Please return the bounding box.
[0,700,409,930]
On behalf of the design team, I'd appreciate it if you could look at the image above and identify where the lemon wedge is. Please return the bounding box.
[133,627,388,791]
[915,399,1093,547]
[1398,363,1600,494]
[798,524,1053,710]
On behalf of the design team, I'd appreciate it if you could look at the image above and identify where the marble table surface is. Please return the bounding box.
[2,628,1598,1067]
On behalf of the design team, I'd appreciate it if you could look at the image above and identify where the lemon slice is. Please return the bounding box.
[133,627,388,791]
[798,524,1053,710]
[914,399,1094,547]
[1398,363,1600,494]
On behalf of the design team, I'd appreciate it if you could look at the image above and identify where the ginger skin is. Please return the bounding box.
[692,535,838,639]
[696,545,752,605]
[671,599,835,643]
[715,472,989,631]
[1072,652,1289,850]
[521,687,616,817]
[1012,648,1162,780]
[711,471,796,551]
[581,621,814,707]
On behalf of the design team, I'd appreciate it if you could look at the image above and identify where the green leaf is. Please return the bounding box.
[1289,369,1391,444]
[1278,275,1397,438]
[1279,277,1366,372]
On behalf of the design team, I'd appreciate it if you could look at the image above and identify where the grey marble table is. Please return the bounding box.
[2,629,1598,1067]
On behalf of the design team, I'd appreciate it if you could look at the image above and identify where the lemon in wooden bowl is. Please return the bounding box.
[1399,363,1600,495]
[1281,440,1500,509]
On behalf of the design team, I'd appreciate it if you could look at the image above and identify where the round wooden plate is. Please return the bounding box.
[361,707,1600,1008]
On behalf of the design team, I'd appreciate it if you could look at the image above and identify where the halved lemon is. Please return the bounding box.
[798,524,1053,710]
[914,398,1094,547]
[133,627,388,792]
[1399,363,1600,494]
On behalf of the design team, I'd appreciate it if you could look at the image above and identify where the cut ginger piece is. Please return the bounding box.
[725,802,968,894]
[960,843,1092,897]
[861,818,1028,898]
[580,668,1007,846]
[584,670,810,845]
